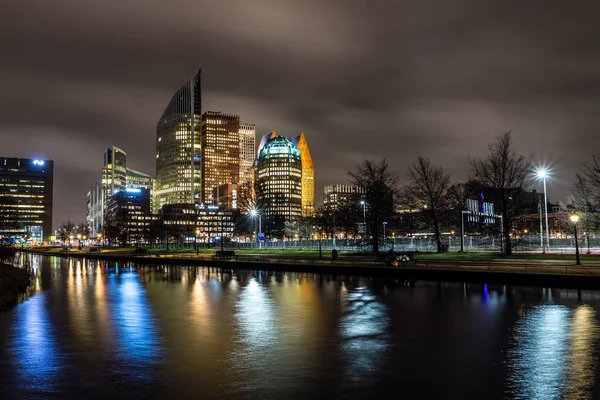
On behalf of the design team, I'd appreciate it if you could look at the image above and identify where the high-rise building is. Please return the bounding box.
[324,184,364,210]
[0,157,53,243]
[213,183,238,210]
[256,135,302,219]
[292,132,315,216]
[155,70,202,211]
[87,147,154,237]
[239,122,256,187]
[201,111,240,204]
[105,187,155,244]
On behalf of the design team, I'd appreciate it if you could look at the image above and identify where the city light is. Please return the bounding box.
[535,167,551,254]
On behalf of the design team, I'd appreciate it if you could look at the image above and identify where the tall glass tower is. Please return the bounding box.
[155,70,202,212]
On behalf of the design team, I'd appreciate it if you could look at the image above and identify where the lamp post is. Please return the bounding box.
[195,228,200,255]
[461,210,471,253]
[383,222,387,247]
[571,214,581,265]
[360,200,366,239]
[97,233,102,246]
[251,209,262,249]
[536,168,550,254]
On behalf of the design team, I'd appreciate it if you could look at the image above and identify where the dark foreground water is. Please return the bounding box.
[1,255,600,399]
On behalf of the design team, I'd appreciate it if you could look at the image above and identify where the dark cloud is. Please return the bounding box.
[2,0,600,227]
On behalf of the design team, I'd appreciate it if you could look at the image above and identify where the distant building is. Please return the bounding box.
[201,111,240,204]
[0,157,53,243]
[155,70,202,211]
[324,184,364,211]
[105,188,155,244]
[87,147,154,237]
[213,183,238,210]
[292,133,315,217]
[161,203,234,244]
[256,135,302,219]
[239,122,256,187]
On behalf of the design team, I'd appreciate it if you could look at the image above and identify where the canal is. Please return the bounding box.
[1,254,600,399]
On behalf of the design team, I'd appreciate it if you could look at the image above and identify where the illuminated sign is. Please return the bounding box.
[207,205,219,210]
[125,187,141,193]
[32,160,45,166]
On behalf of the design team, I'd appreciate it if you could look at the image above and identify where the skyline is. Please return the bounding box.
[3,1,600,227]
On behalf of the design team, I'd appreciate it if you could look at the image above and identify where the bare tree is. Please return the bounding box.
[470,131,532,255]
[404,157,451,252]
[348,159,398,253]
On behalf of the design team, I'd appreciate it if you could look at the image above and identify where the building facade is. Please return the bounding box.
[201,111,240,204]
[0,157,53,242]
[155,70,202,211]
[256,135,302,219]
[239,122,256,187]
[213,183,238,210]
[161,203,234,244]
[292,133,314,216]
[323,184,364,210]
[104,188,155,244]
[87,147,154,237]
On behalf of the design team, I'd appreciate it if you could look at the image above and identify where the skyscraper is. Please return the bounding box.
[0,157,53,242]
[239,122,256,187]
[292,132,315,217]
[256,135,302,219]
[155,70,201,211]
[201,111,240,204]
[87,146,154,237]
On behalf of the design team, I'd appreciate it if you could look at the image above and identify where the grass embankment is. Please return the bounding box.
[0,263,31,310]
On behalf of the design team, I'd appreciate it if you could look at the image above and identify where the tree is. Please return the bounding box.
[57,220,75,242]
[348,159,398,253]
[470,131,533,255]
[403,157,451,252]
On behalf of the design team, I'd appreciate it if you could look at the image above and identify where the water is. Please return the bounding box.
[2,255,600,399]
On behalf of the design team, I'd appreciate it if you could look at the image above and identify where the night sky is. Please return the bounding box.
[2,1,600,228]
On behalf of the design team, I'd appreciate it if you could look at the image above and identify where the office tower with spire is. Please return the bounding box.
[292,132,315,217]
[201,111,240,204]
[155,70,202,212]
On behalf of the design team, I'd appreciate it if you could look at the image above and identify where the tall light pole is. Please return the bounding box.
[383,221,387,247]
[536,168,550,254]
[571,213,581,265]
[360,200,366,239]
[251,209,262,249]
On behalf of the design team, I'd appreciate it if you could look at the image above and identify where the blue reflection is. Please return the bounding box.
[340,287,389,381]
[10,293,61,394]
[508,305,570,399]
[109,272,161,370]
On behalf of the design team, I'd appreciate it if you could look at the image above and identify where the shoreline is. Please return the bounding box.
[20,248,600,291]
[0,263,31,310]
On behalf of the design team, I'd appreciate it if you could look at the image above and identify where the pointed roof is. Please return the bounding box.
[159,69,202,121]
[293,132,313,168]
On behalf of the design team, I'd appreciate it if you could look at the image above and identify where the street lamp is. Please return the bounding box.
[536,168,550,254]
[97,233,102,246]
[570,213,581,265]
[383,222,387,247]
[195,228,200,255]
[251,209,262,249]
[360,200,366,239]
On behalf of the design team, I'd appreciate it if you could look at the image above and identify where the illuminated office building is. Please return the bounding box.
[155,70,202,211]
[87,147,154,237]
[256,135,302,219]
[239,122,256,187]
[324,184,364,210]
[213,183,238,210]
[0,157,53,243]
[201,111,240,204]
[105,188,155,244]
[292,132,315,217]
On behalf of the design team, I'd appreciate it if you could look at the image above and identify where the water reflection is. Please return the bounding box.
[507,304,600,400]
[340,286,390,382]
[110,271,162,369]
[9,293,61,395]
[564,305,599,399]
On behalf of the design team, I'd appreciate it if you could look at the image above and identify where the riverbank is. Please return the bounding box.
[0,263,31,310]
[20,247,600,290]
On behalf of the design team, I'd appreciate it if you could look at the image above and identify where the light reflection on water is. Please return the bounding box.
[3,255,600,399]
